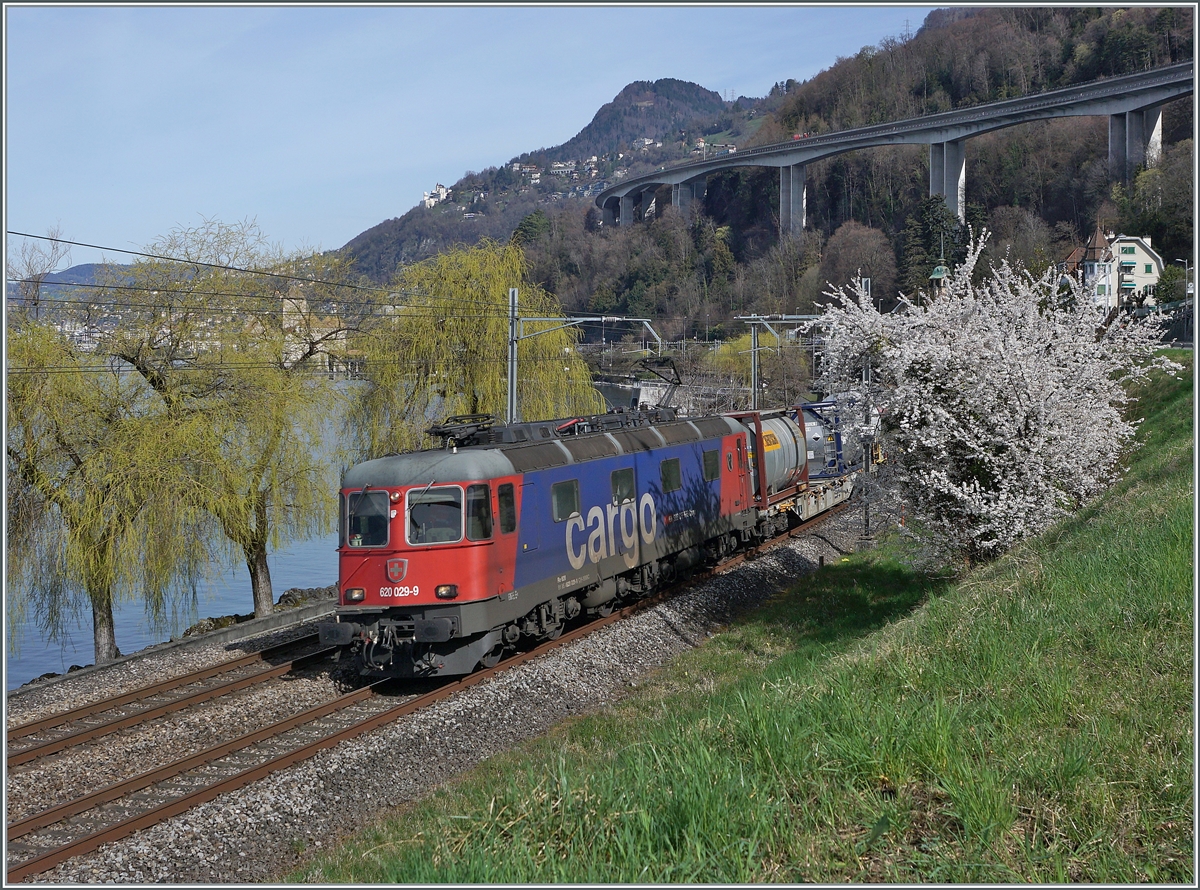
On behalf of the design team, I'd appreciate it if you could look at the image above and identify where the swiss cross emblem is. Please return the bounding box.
[386,558,408,582]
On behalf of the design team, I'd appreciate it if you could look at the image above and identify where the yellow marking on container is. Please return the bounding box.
[762,431,782,452]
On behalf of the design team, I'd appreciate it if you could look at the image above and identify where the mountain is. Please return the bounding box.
[537,78,727,162]
[340,79,738,282]
[6,263,131,308]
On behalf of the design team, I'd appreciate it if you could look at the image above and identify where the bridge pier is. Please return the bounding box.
[1111,105,1163,185]
[930,140,966,222]
[672,176,707,215]
[779,163,806,237]
[639,188,658,220]
[620,193,636,226]
[602,201,615,227]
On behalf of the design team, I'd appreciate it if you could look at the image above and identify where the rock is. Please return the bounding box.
[275,583,338,609]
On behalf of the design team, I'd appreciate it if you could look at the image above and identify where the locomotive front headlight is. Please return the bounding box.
[435,584,459,600]
[345,587,366,602]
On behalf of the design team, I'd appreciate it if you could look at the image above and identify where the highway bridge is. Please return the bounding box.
[595,61,1194,234]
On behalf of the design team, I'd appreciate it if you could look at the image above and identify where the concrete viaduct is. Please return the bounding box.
[595,61,1193,234]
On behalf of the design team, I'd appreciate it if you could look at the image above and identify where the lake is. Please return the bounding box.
[5,530,340,692]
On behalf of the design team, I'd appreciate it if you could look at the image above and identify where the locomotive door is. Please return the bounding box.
[519,482,539,552]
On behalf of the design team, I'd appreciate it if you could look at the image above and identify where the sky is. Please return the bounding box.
[5,3,939,269]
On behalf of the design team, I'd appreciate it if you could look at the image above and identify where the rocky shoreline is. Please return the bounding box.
[12,584,338,691]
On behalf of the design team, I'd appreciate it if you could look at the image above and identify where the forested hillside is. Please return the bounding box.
[340,6,1193,341]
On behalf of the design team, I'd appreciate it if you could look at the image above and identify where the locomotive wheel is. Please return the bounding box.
[544,624,563,641]
[479,643,504,669]
[596,601,614,618]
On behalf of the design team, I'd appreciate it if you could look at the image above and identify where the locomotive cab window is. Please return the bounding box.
[346,489,390,548]
[611,468,635,504]
[703,449,720,482]
[497,483,517,534]
[661,458,682,493]
[466,484,492,541]
[407,486,463,545]
[551,479,580,522]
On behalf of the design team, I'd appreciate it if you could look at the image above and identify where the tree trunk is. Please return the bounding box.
[246,487,275,618]
[248,542,275,618]
[92,594,120,665]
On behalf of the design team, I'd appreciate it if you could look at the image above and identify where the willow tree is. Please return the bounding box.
[94,218,356,617]
[705,330,812,408]
[348,239,604,458]
[6,322,214,664]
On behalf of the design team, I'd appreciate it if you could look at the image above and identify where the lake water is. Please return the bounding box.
[5,530,340,692]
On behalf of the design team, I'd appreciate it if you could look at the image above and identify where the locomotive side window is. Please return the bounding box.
[346,490,390,548]
[610,468,635,504]
[407,486,463,545]
[703,449,720,482]
[661,458,682,493]
[551,479,580,522]
[466,484,493,541]
[497,483,517,534]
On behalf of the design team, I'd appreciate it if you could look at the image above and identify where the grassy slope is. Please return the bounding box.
[293,353,1193,883]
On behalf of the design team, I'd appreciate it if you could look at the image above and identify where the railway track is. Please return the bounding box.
[5,634,329,768]
[5,506,847,883]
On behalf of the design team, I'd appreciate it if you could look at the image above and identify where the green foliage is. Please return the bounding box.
[6,322,213,662]
[899,197,966,296]
[705,331,811,405]
[347,239,604,459]
[511,209,552,246]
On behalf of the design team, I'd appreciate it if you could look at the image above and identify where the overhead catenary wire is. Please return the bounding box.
[5,290,516,321]
[6,354,600,376]
[4,273,503,314]
[7,230,390,296]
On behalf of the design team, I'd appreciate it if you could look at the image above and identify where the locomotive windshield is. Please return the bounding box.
[408,486,463,545]
[346,489,390,548]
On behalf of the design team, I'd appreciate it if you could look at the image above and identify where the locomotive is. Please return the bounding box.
[318,399,866,678]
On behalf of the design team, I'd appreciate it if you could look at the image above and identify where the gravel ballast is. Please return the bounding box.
[8,512,862,884]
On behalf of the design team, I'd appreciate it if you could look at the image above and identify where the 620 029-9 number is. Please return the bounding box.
[379,586,419,598]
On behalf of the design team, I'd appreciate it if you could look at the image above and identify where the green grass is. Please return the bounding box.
[291,353,1193,883]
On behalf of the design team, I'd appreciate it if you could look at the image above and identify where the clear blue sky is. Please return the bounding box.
[5,3,938,269]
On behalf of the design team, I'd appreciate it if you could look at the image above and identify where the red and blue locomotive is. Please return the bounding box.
[318,401,862,678]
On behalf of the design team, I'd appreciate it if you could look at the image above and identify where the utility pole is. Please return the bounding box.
[507,288,519,425]
[506,297,664,424]
[750,324,760,409]
[859,351,874,551]
[738,313,819,410]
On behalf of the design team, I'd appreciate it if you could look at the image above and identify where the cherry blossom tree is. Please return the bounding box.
[813,233,1179,563]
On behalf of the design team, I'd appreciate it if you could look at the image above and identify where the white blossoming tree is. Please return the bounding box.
[814,233,1178,563]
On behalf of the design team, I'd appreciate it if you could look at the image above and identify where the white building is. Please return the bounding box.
[422,183,451,209]
[1059,228,1164,309]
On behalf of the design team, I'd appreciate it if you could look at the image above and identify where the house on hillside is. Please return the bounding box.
[1058,227,1163,309]
[422,183,451,209]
